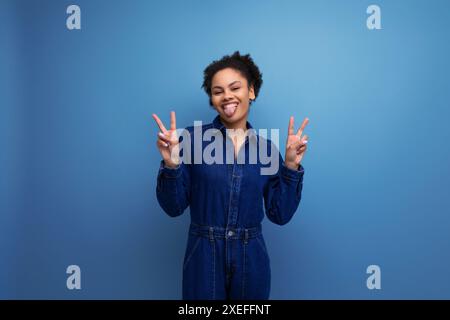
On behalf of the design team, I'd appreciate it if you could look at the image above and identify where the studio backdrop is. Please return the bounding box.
[1,0,450,299]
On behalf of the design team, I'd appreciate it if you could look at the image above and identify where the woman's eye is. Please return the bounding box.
[232,87,240,91]
[213,92,222,95]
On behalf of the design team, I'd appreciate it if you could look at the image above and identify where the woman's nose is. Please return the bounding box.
[223,89,233,100]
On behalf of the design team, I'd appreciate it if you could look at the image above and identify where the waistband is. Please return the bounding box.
[189,223,262,240]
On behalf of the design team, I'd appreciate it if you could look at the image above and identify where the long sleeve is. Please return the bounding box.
[156,160,191,217]
[263,153,305,225]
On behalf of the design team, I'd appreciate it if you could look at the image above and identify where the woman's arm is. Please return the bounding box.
[153,111,190,217]
[263,153,305,225]
[263,116,309,225]
[156,161,191,217]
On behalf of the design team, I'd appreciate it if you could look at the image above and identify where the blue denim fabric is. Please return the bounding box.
[156,115,305,300]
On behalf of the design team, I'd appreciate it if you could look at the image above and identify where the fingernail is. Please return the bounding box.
[164,142,169,147]
[158,132,164,137]
[304,140,308,144]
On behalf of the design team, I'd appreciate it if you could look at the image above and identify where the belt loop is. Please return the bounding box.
[244,229,249,245]
[209,227,214,242]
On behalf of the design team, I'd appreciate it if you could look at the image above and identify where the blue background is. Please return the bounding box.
[1,0,450,299]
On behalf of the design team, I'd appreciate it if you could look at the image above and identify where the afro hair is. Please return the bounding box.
[201,51,263,106]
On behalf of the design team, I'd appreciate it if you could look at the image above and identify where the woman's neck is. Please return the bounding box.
[219,116,248,132]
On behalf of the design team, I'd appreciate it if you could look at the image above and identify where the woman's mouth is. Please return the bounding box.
[222,102,238,117]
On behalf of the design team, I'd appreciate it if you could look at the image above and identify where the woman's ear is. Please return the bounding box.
[249,85,256,100]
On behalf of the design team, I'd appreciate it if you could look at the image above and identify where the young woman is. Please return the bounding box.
[152,51,309,300]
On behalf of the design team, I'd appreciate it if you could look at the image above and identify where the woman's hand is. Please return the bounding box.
[152,111,180,168]
[285,116,309,170]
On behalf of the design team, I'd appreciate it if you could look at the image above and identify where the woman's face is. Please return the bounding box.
[210,68,255,128]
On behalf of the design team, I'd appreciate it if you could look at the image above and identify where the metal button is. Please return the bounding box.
[227,230,235,237]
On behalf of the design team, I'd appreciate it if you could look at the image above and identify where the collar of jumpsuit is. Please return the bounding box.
[156,115,305,300]
[211,114,258,146]
[212,113,253,130]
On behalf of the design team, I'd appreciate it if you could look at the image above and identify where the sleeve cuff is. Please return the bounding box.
[281,162,305,181]
[159,160,182,178]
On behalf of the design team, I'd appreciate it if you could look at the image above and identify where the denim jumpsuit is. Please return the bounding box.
[156,115,305,300]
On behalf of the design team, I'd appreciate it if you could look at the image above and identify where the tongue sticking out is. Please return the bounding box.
[224,104,237,117]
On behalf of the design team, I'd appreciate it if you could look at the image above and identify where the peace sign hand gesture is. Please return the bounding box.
[285,116,309,170]
[152,111,180,169]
